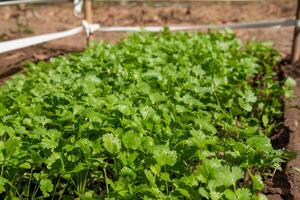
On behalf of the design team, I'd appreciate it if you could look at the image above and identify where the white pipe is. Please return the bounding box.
[0,27,83,54]
[0,0,68,6]
[0,18,298,55]
[98,19,297,32]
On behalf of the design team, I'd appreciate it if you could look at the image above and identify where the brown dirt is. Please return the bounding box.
[261,60,300,200]
[0,1,299,199]
[0,45,83,84]
[282,62,300,200]
[262,60,300,200]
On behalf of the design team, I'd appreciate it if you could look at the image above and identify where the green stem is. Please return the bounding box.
[81,170,88,195]
[27,168,34,200]
[164,165,169,194]
[31,182,39,200]
[58,185,66,200]
[6,181,22,198]
[52,177,61,200]
[213,90,221,107]
[103,166,109,198]
[1,157,6,177]
[1,164,4,177]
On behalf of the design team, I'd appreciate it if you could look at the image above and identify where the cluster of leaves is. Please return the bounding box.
[0,30,294,199]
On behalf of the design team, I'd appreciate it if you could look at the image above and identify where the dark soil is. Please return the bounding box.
[0,1,299,199]
[262,60,300,200]
[282,62,300,200]
[0,45,83,84]
[264,119,293,199]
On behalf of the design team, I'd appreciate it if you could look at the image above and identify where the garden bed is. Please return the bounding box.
[0,30,297,199]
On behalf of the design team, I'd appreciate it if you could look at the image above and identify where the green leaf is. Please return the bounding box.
[5,137,20,156]
[140,106,155,120]
[285,77,296,88]
[284,77,296,98]
[224,188,251,200]
[256,193,268,200]
[116,104,131,116]
[40,179,54,197]
[19,162,31,169]
[86,111,103,123]
[235,188,251,200]
[102,133,122,154]
[0,176,8,193]
[122,131,141,150]
[71,163,87,173]
[45,152,61,170]
[149,93,166,104]
[252,175,264,191]
[224,189,236,200]
[238,98,252,112]
[152,145,177,166]
[141,136,155,150]
[72,105,85,115]
[177,188,191,198]
[175,105,186,113]
[179,175,198,187]
[120,166,136,179]
[215,166,244,187]
[262,115,268,127]
[160,172,171,182]
[247,136,273,151]
[244,89,257,103]
[199,187,209,199]
[195,159,220,184]
[144,169,156,187]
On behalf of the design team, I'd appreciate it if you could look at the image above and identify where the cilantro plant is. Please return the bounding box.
[0,30,294,199]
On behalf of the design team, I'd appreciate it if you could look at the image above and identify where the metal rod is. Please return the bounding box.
[98,19,296,32]
[84,0,93,24]
[92,0,263,2]
[84,0,93,45]
[292,0,300,64]
[0,0,68,6]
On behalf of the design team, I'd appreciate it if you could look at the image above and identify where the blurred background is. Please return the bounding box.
[0,0,296,77]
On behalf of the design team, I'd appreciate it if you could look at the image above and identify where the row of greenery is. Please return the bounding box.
[0,30,295,199]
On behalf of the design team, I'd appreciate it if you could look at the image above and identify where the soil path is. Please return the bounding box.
[284,63,300,200]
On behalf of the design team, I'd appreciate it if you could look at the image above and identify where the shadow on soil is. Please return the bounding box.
[264,60,295,200]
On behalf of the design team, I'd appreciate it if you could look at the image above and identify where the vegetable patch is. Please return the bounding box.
[0,30,294,199]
